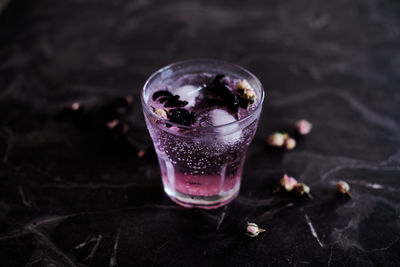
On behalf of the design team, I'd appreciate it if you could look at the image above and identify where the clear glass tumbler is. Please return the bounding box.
[141,59,264,209]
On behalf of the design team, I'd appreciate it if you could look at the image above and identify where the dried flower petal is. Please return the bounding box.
[137,149,146,158]
[267,132,288,147]
[294,183,313,199]
[246,222,266,238]
[336,180,352,198]
[107,119,119,129]
[152,107,169,120]
[285,137,296,150]
[280,174,298,191]
[71,102,80,110]
[236,79,257,105]
[125,95,133,104]
[295,120,312,135]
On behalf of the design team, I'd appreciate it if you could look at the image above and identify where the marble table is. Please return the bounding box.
[0,0,399,266]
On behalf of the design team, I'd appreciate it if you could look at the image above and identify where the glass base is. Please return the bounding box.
[164,182,240,209]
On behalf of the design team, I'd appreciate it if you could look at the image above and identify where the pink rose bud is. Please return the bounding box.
[246,222,266,238]
[267,132,288,147]
[296,120,312,135]
[125,95,133,104]
[236,79,257,108]
[71,102,80,110]
[107,119,119,129]
[336,180,352,198]
[280,174,298,191]
[137,149,146,158]
[285,137,296,150]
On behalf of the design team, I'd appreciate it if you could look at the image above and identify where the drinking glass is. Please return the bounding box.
[141,59,264,209]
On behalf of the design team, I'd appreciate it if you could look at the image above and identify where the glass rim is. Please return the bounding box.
[141,58,265,130]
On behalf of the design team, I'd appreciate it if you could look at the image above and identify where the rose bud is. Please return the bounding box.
[125,95,133,104]
[246,222,266,238]
[236,79,257,104]
[294,183,313,199]
[107,119,119,129]
[152,107,169,120]
[285,137,296,150]
[336,180,352,198]
[295,120,312,135]
[137,149,146,158]
[267,132,288,147]
[281,173,298,191]
[71,102,81,110]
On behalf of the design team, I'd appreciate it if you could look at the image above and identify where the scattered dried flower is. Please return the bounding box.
[267,132,288,147]
[273,173,298,194]
[294,183,313,199]
[125,95,133,104]
[295,120,312,135]
[107,119,119,129]
[71,102,80,111]
[246,222,266,238]
[336,180,352,198]
[281,173,298,191]
[285,137,296,150]
[137,149,146,158]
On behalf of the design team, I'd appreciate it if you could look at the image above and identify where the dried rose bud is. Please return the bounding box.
[125,95,133,104]
[294,183,313,199]
[295,120,312,135]
[285,137,296,150]
[236,79,257,104]
[246,222,266,238]
[152,107,169,120]
[107,119,119,129]
[71,102,80,110]
[267,132,288,147]
[280,173,298,191]
[137,149,146,158]
[336,180,352,198]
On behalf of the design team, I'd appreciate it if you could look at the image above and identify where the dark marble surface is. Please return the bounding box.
[1,0,400,266]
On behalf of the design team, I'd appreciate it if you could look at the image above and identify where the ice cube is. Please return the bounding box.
[174,85,201,108]
[210,109,242,144]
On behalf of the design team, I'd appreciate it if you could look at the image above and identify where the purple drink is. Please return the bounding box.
[141,60,264,209]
